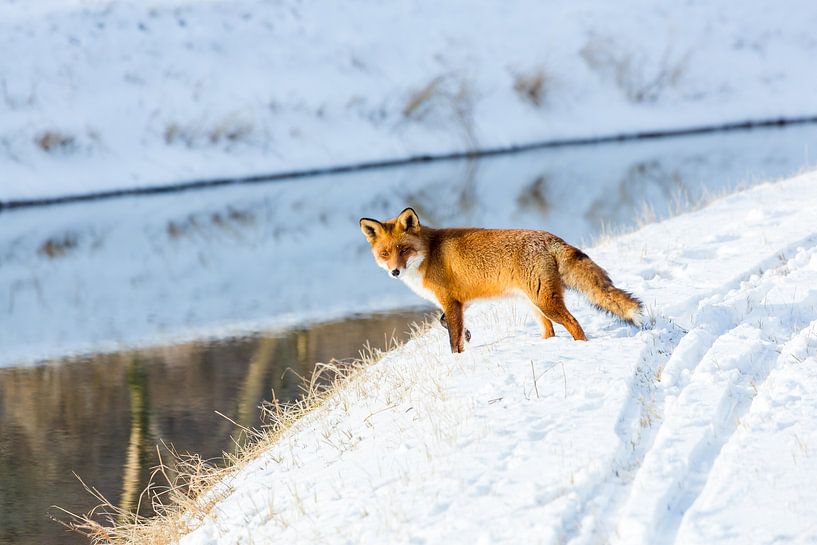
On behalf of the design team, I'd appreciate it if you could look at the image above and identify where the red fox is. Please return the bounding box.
[360,208,643,353]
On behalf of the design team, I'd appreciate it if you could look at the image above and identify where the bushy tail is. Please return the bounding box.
[551,240,644,326]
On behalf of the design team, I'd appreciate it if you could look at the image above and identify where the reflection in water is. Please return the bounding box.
[236,337,277,430]
[584,159,686,227]
[120,359,149,517]
[0,308,430,545]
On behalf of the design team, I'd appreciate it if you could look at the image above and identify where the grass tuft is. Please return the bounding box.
[164,116,256,148]
[35,130,76,153]
[512,69,550,107]
[579,36,690,103]
[402,74,477,150]
[52,320,426,545]
[39,233,79,258]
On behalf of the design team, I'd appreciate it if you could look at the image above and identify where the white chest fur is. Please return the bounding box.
[401,256,441,308]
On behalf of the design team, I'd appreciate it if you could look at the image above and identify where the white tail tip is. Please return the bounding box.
[630,306,648,329]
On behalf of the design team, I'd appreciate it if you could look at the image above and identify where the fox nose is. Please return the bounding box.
[391,269,400,277]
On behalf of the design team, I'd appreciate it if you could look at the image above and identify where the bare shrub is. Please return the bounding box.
[34,131,76,153]
[165,221,184,239]
[402,74,477,150]
[516,175,551,216]
[207,119,253,145]
[38,233,79,258]
[164,117,255,148]
[403,77,443,119]
[513,70,550,107]
[163,123,188,146]
[164,205,256,241]
[580,36,690,103]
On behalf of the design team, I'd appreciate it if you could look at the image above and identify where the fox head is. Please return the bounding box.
[359,208,425,278]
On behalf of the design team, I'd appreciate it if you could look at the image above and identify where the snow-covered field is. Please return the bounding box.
[3,125,817,367]
[174,172,817,545]
[3,0,817,201]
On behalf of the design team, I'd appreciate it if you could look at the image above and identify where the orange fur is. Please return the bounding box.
[360,208,643,353]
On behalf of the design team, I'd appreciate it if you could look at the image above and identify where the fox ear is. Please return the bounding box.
[359,218,384,244]
[396,207,420,234]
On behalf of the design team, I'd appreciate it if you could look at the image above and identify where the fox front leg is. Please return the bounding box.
[441,302,466,353]
[439,311,471,344]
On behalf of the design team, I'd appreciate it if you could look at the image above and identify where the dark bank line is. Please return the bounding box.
[3,114,817,211]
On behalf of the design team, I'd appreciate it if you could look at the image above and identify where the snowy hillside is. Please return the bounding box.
[171,172,817,545]
[3,0,817,201]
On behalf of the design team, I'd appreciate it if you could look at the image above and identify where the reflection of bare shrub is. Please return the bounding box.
[513,70,550,107]
[585,160,686,228]
[580,37,689,103]
[399,158,480,226]
[226,207,255,226]
[166,206,256,241]
[39,233,79,258]
[34,131,76,153]
[166,221,184,239]
[402,74,477,150]
[517,175,550,216]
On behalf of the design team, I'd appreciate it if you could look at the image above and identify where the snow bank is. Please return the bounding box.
[174,171,817,545]
[3,0,817,201]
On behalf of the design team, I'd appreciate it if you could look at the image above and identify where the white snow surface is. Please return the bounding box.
[3,0,817,201]
[175,173,817,544]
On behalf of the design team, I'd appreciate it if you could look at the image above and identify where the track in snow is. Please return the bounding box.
[566,238,817,545]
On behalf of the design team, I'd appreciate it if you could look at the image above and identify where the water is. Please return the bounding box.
[1,123,817,545]
[0,309,430,545]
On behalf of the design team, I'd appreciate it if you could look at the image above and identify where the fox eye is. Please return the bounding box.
[380,250,389,258]
[399,246,410,255]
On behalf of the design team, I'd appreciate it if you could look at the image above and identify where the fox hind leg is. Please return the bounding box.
[524,300,555,338]
[544,299,587,341]
[527,280,587,341]
[537,312,556,339]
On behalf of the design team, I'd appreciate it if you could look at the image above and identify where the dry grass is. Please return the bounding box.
[53,321,431,545]
[35,130,76,153]
[403,77,444,119]
[39,233,79,258]
[164,117,255,148]
[53,303,535,543]
[589,181,751,248]
[402,73,477,150]
[512,69,550,107]
[579,36,690,103]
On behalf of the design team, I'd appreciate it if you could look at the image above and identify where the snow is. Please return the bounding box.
[3,124,817,367]
[172,171,817,544]
[3,0,817,202]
